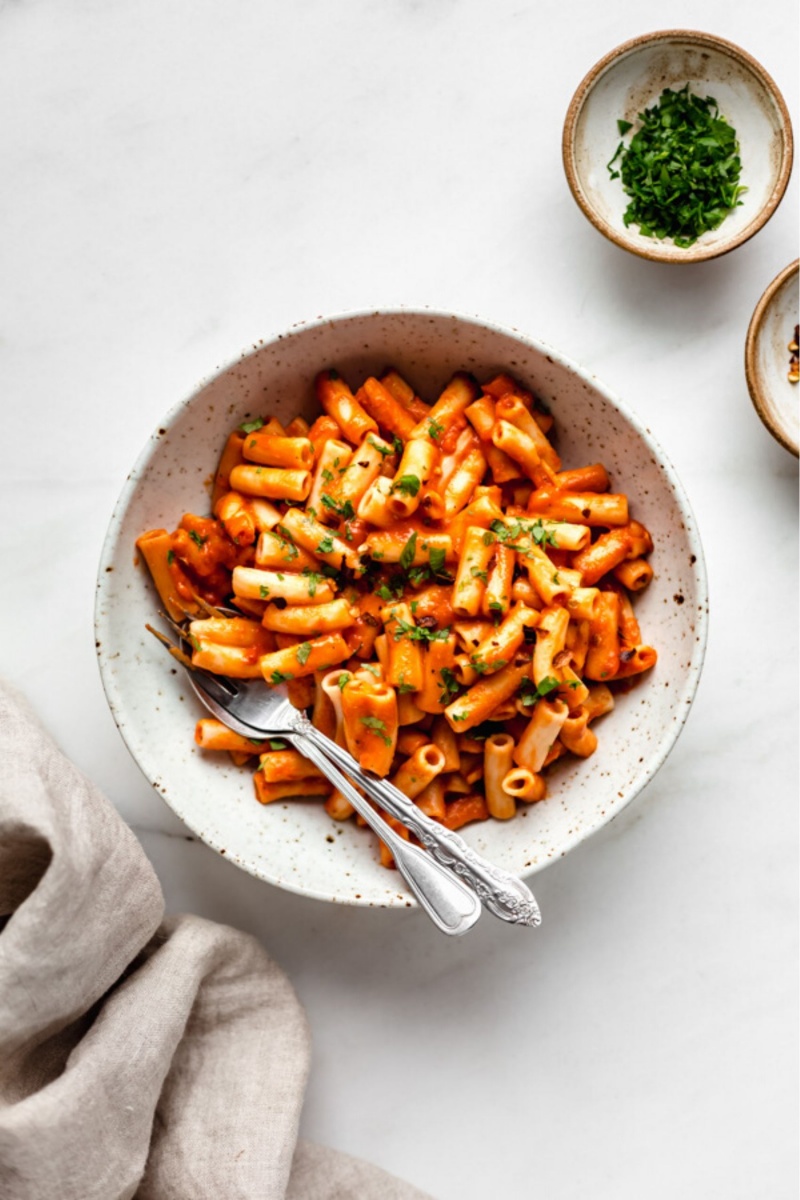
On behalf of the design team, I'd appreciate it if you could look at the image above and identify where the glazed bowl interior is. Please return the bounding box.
[96,309,708,908]
[563,30,794,263]
[745,261,799,457]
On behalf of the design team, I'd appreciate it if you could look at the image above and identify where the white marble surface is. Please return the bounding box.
[1,2,797,1197]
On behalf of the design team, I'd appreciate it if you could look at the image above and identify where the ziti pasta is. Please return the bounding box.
[138,366,657,867]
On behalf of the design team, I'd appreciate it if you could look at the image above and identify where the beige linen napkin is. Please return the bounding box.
[0,680,432,1200]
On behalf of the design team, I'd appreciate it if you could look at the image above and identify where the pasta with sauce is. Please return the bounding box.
[138,365,657,867]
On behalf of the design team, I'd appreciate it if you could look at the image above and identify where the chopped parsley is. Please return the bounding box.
[607,84,746,247]
[321,494,355,521]
[269,739,288,751]
[321,468,334,483]
[519,675,561,705]
[399,531,418,571]
[391,617,450,645]
[337,673,349,691]
[427,418,444,441]
[316,535,335,554]
[393,473,421,497]
[259,585,270,598]
[375,577,404,601]
[360,715,392,746]
[270,669,293,685]
[368,436,392,457]
[188,529,206,548]
[166,549,175,565]
[470,656,507,675]
[301,569,323,597]
[470,567,489,583]
[428,546,447,575]
[438,667,460,705]
[238,418,264,433]
[296,642,312,666]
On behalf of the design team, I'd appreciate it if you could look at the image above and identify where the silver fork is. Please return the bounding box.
[150,624,541,928]
[149,626,481,935]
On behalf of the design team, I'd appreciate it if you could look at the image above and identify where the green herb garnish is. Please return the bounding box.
[606,84,746,248]
[301,569,323,597]
[368,436,392,457]
[399,531,418,571]
[394,473,421,497]
[360,715,392,746]
[296,642,312,666]
[321,494,355,521]
[239,418,264,434]
[391,617,450,645]
[188,529,206,548]
[428,546,447,575]
[270,669,293,685]
[519,675,560,705]
[438,667,460,705]
[316,536,335,554]
[427,419,444,441]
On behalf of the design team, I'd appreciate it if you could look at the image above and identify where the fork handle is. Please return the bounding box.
[288,734,480,936]
[293,717,541,927]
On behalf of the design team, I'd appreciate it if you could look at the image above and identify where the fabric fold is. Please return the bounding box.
[0,681,431,1200]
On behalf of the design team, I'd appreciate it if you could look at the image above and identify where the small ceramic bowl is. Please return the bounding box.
[96,309,708,909]
[563,30,794,263]
[745,260,799,456]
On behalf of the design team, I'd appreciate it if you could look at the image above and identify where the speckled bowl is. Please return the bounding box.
[745,260,799,456]
[95,309,708,909]
[563,30,794,263]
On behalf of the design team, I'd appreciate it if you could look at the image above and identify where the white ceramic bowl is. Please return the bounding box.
[96,309,708,908]
[563,30,794,263]
[745,260,799,457]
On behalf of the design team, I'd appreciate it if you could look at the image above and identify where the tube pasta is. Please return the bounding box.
[484,733,516,819]
[389,439,438,518]
[391,744,446,799]
[452,527,496,617]
[258,633,350,683]
[315,369,378,442]
[241,434,314,470]
[340,680,398,776]
[261,597,356,636]
[501,768,546,803]
[140,361,657,868]
[330,433,393,512]
[232,566,335,606]
[307,439,353,520]
[513,698,569,773]
[229,464,311,503]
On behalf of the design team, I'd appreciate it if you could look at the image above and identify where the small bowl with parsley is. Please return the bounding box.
[562,30,794,263]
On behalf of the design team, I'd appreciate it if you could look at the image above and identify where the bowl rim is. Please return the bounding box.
[562,28,795,264]
[744,259,800,457]
[95,305,710,905]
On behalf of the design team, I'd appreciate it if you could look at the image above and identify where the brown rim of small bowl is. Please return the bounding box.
[562,29,795,264]
[744,259,799,457]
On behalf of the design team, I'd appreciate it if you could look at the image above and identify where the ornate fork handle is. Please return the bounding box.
[293,715,541,927]
[288,732,480,936]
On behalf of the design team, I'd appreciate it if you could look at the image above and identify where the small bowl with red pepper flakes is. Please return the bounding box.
[745,260,799,457]
[562,30,794,263]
